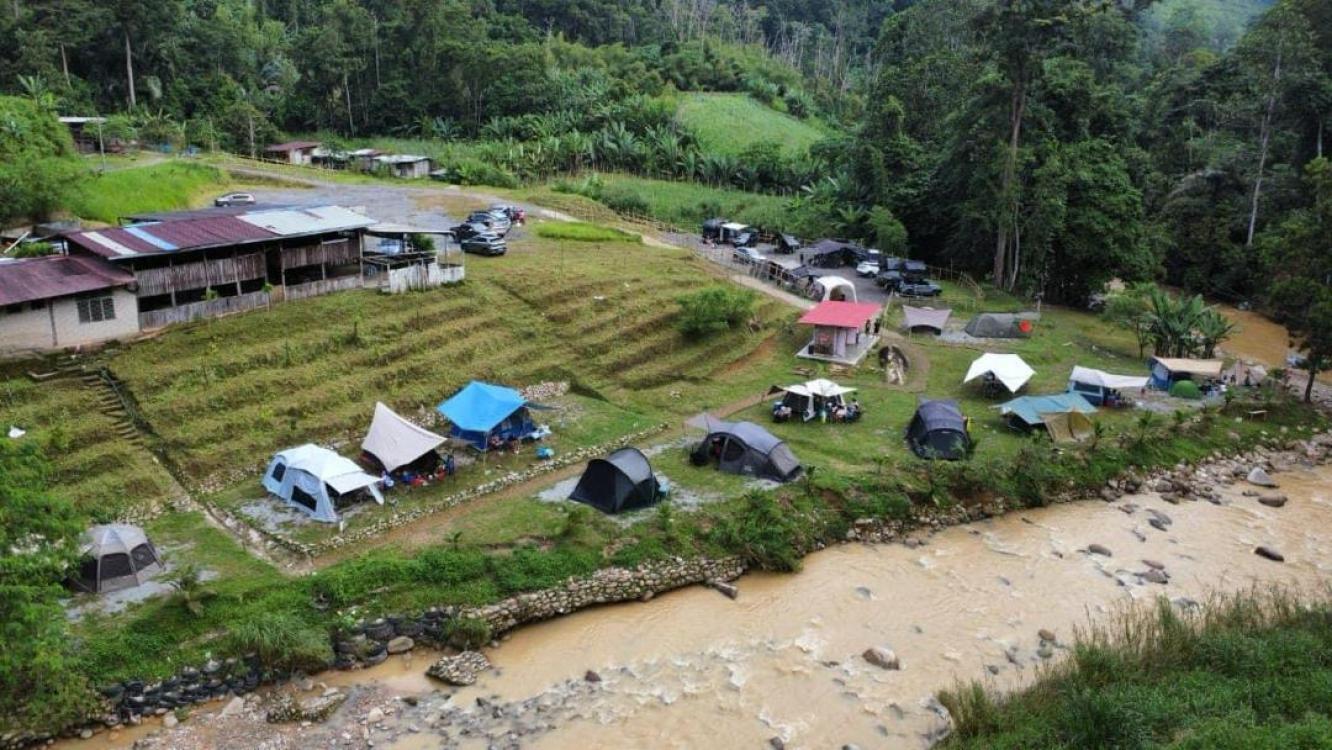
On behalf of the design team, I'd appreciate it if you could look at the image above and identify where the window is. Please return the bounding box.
[130,543,156,570]
[270,462,286,482]
[76,293,115,324]
[100,553,133,579]
[290,485,318,512]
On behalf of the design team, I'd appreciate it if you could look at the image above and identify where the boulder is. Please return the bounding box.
[584,670,602,683]
[367,707,384,724]
[1247,467,1278,488]
[1255,546,1285,563]
[1037,629,1056,643]
[1148,518,1168,532]
[162,715,178,729]
[862,647,901,671]
[709,580,739,600]
[220,696,246,718]
[1141,569,1168,585]
[1087,544,1113,557]
[1142,559,1166,570]
[426,651,491,686]
[386,636,415,655]
[1258,494,1288,508]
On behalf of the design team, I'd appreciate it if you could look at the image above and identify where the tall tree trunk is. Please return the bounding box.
[343,71,354,135]
[1246,48,1282,248]
[59,43,70,88]
[247,111,256,159]
[372,17,381,88]
[995,78,1026,288]
[1318,115,1324,160]
[124,30,136,109]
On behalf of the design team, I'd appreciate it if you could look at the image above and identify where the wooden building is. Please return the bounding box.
[58,116,107,154]
[375,154,433,179]
[264,140,322,165]
[63,205,376,330]
[0,254,138,354]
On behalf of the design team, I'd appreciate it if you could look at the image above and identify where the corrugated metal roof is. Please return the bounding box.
[237,206,375,236]
[265,140,321,152]
[64,205,373,258]
[798,301,882,328]
[0,254,134,306]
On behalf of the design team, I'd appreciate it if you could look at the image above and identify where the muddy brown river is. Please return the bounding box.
[59,465,1332,750]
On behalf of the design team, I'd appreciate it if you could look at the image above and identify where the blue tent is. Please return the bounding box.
[436,381,536,450]
[997,393,1097,429]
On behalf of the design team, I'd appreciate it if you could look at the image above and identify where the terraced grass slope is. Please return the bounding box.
[107,234,788,486]
[675,93,830,157]
[0,367,180,519]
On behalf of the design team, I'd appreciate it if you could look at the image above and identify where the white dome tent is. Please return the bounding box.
[813,276,858,303]
[73,524,163,593]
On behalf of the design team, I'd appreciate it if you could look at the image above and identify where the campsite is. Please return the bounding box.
[3,0,1332,746]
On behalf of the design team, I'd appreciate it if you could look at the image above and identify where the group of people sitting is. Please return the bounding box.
[379,452,457,490]
[772,398,863,424]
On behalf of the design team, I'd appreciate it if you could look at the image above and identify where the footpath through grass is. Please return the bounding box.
[940,590,1332,750]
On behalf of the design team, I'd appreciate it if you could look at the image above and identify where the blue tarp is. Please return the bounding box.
[998,393,1097,428]
[436,381,534,450]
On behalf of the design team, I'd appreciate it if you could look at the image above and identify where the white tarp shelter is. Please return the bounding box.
[262,444,384,523]
[361,402,447,472]
[1069,366,1150,390]
[964,353,1035,393]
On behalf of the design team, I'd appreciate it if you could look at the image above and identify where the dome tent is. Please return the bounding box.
[569,447,663,514]
[73,524,163,593]
[263,444,384,523]
[906,399,971,460]
[690,419,803,482]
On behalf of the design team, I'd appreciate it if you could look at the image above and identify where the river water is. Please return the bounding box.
[58,465,1332,749]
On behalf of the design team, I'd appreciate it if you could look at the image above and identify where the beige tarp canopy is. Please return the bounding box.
[1043,411,1095,443]
[361,402,447,472]
[1153,358,1224,377]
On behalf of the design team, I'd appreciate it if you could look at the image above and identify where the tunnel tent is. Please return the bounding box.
[263,444,384,523]
[691,419,803,482]
[964,352,1036,394]
[902,306,951,335]
[906,399,971,460]
[813,276,858,303]
[437,381,546,451]
[569,447,663,514]
[964,313,1036,339]
[361,402,448,473]
[72,524,163,593]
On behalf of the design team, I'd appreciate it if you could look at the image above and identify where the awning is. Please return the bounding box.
[361,403,447,472]
[998,393,1097,427]
[964,353,1036,393]
[903,306,951,332]
[1152,358,1224,377]
[1069,366,1148,390]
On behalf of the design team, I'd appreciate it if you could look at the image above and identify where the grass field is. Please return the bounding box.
[941,590,1332,749]
[63,161,231,223]
[675,93,830,157]
[533,173,792,231]
[533,221,641,243]
[0,366,180,520]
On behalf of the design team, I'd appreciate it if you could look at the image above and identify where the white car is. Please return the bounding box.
[214,192,256,207]
[855,260,880,277]
[733,247,765,265]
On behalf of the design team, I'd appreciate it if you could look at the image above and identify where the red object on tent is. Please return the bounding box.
[797,301,883,329]
[1018,319,1034,334]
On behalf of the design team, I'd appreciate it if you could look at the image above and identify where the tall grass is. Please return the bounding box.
[65,162,227,222]
[940,588,1332,749]
[533,221,641,243]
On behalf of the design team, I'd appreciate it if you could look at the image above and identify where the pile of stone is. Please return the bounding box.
[265,690,346,723]
[425,651,491,686]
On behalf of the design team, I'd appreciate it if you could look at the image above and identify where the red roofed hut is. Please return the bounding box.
[264,140,321,165]
[796,301,882,365]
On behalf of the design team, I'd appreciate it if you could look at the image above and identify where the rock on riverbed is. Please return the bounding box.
[426,651,491,686]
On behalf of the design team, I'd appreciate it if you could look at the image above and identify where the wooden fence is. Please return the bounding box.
[285,274,363,301]
[133,253,265,297]
[138,290,270,329]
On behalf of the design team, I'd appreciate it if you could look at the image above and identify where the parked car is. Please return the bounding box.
[875,270,903,291]
[903,259,929,283]
[732,246,765,265]
[855,260,880,277]
[898,281,943,298]
[490,204,526,223]
[451,222,491,240]
[461,233,507,256]
[468,210,509,236]
[214,192,256,207]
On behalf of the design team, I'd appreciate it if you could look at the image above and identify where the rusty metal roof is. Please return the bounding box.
[265,140,321,152]
[0,254,134,306]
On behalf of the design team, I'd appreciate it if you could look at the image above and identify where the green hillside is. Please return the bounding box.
[675,93,831,157]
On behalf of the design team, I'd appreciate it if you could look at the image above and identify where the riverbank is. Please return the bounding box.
[44,427,1332,749]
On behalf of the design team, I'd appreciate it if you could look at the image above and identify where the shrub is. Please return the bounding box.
[1170,380,1203,400]
[676,286,756,338]
[709,491,806,572]
[225,612,332,673]
[442,617,493,650]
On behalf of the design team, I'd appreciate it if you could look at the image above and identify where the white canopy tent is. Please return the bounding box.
[770,378,857,421]
[964,353,1036,394]
[1069,366,1149,390]
[361,402,447,472]
[262,444,384,523]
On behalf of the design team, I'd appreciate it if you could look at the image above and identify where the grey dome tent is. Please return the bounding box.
[691,420,802,482]
[569,447,663,514]
[906,399,971,460]
[72,524,163,593]
[964,313,1036,339]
